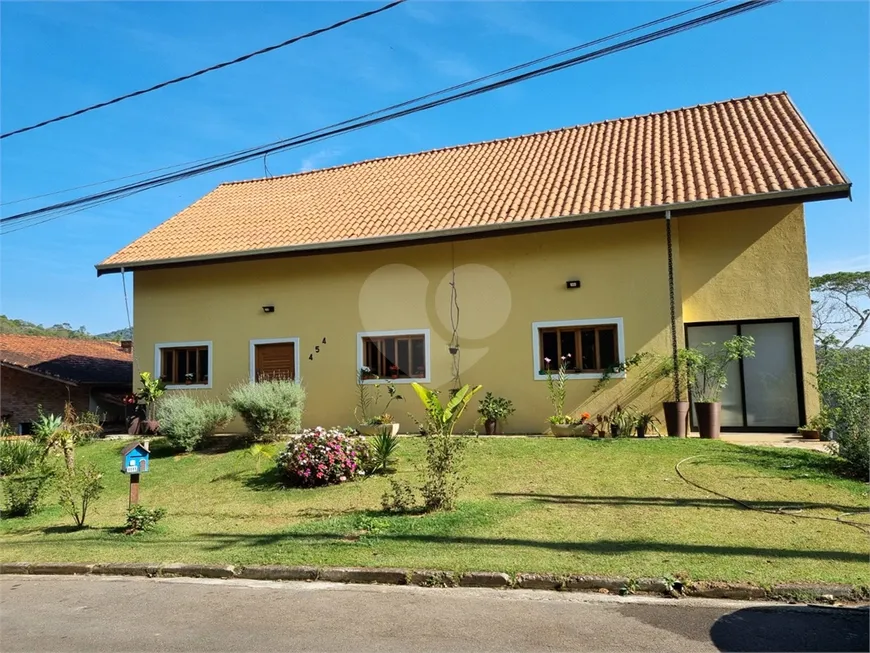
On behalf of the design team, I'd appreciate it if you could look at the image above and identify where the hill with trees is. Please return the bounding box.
[0,315,131,340]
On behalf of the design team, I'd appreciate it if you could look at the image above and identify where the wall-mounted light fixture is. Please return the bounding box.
[262,305,275,313]
[566,279,581,289]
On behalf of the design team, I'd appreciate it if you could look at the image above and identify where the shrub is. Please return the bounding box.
[410,383,482,511]
[2,462,54,517]
[76,411,105,442]
[275,427,369,488]
[58,464,104,528]
[125,505,167,534]
[0,439,44,476]
[229,380,305,440]
[381,479,416,513]
[32,403,102,471]
[817,345,870,479]
[157,394,234,452]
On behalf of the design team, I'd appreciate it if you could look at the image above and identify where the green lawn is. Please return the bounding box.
[2,436,868,587]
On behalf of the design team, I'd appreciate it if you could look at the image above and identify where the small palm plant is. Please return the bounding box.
[244,443,277,473]
[369,429,400,474]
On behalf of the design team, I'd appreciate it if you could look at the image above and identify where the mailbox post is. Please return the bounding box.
[120,442,150,508]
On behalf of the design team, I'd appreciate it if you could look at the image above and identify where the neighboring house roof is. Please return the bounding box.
[0,335,133,385]
[97,92,849,274]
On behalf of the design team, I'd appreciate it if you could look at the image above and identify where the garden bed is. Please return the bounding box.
[1,437,867,587]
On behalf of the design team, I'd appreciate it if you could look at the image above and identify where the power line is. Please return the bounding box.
[1,0,727,208]
[1,0,775,231]
[1,0,778,233]
[0,0,407,140]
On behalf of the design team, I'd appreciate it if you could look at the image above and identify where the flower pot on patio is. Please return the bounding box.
[357,423,400,437]
[550,423,575,437]
[799,428,821,440]
[695,402,721,439]
[662,401,689,438]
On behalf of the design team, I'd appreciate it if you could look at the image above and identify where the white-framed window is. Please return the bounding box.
[357,329,431,384]
[154,341,213,389]
[531,318,626,381]
[249,337,300,382]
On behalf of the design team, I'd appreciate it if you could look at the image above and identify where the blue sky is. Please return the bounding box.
[1,1,868,334]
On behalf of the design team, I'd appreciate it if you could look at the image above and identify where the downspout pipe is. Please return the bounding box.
[665,210,680,402]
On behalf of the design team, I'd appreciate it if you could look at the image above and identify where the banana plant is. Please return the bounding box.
[411,383,483,436]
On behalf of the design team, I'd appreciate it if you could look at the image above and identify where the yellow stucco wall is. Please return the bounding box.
[131,203,816,433]
[678,203,818,418]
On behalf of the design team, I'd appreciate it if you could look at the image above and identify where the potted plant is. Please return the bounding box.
[543,354,580,436]
[634,411,660,438]
[355,367,403,436]
[184,372,194,385]
[608,405,637,437]
[799,413,830,440]
[658,350,695,438]
[547,412,592,437]
[685,336,755,439]
[477,392,515,435]
[593,413,610,438]
[573,412,594,436]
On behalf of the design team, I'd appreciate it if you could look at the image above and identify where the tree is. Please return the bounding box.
[810,271,870,348]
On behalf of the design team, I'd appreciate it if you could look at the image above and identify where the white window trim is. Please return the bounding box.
[357,328,431,384]
[531,318,626,381]
[154,341,213,390]
[249,337,301,382]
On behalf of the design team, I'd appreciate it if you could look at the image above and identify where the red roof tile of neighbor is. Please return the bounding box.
[0,335,133,385]
[97,92,849,272]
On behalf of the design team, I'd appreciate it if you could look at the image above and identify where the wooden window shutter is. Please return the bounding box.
[255,343,295,381]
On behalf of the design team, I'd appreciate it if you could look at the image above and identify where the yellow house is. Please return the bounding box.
[97,93,850,435]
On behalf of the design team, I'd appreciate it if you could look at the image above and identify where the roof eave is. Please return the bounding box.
[1,361,80,386]
[95,182,851,276]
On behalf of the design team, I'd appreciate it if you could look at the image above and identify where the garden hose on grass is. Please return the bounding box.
[675,455,870,535]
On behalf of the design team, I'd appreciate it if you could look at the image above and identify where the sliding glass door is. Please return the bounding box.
[686,319,803,431]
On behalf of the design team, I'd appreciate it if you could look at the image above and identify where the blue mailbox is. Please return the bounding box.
[121,442,150,474]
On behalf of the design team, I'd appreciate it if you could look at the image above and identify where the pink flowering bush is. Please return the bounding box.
[275,427,371,488]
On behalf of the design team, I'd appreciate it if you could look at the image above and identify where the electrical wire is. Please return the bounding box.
[0,0,407,140]
[1,0,779,233]
[0,0,728,209]
[675,455,870,535]
[1,0,766,231]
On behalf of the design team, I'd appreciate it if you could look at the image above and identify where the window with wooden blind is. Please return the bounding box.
[156,342,212,387]
[532,320,624,379]
[250,339,298,382]
[359,331,429,382]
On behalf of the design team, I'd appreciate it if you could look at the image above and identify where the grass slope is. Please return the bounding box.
[2,437,867,586]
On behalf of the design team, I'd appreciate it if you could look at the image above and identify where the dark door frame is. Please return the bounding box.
[684,317,806,433]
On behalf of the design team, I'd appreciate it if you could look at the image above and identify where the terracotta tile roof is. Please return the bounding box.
[98,92,849,271]
[0,335,133,385]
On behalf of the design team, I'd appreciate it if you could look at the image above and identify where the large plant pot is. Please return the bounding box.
[484,419,498,435]
[662,401,690,438]
[357,423,400,437]
[695,402,721,439]
[550,423,575,437]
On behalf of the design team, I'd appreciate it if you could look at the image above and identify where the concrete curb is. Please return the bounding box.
[1,562,866,604]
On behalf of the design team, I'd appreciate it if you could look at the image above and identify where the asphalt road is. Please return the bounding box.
[1,575,867,652]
